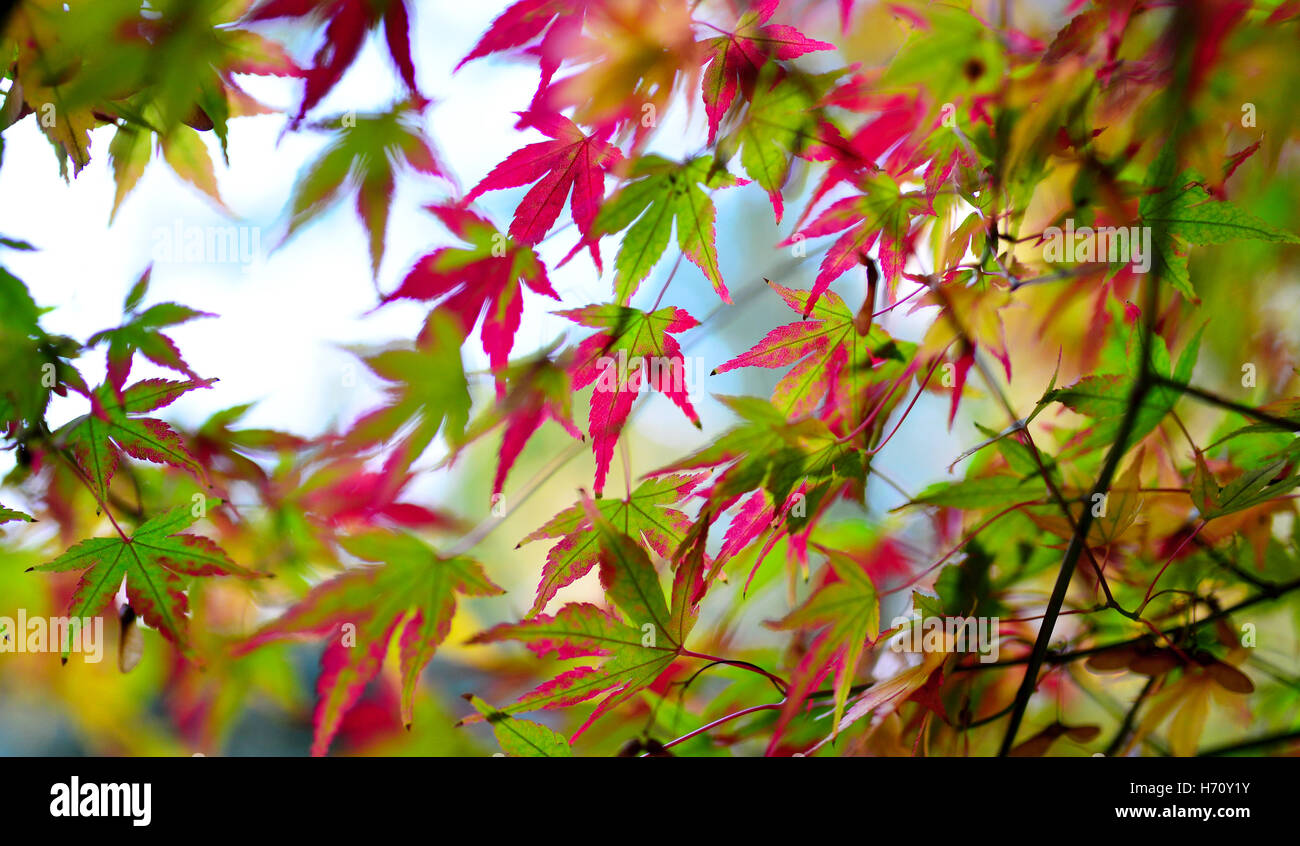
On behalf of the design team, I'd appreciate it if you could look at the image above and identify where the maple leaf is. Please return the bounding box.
[454,351,583,495]
[697,0,833,144]
[715,487,789,570]
[559,304,701,496]
[1191,445,1300,521]
[1043,0,1135,71]
[121,1,301,141]
[908,473,1046,512]
[463,110,622,262]
[648,394,863,535]
[592,154,742,304]
[378,204,556,388]
[0,1,163,179]
[124,6,300,207]
[343,312,470,459]
[795,95,931,229]
[8,0,298,206]
[240,530,503,756]
[517,474,704,616]
[0,266,86,438]
[301,447,463,533]
[56,378,214,501]
[286,103,447,278]
[30,501,256,660]
[727,65,836,221]
[767,542,888,743]
[246,0,425,121]
[533,0,698,132]
[1047,324,1204,454]
[822,635,949,752]
[713,280,912,420]
[916,272,1013,426]
[86,267,213,390]
[784,172,925,310]
[0,504,34,524]
[460,695,573,757]
[190,402,307,489]
[1140,152,1300,302]
[879,2,1004,107]
[455,0,593,107]
[469,496,693,739]
[1131,648,1254,757]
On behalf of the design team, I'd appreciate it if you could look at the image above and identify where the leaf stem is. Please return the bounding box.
[681,649,789,695]
[652,701,785,753]
[53,446,131,542]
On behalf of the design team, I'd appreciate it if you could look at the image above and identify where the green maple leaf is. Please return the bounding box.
[58,378,214,500]
[908,474,1047,510]
[1191,446,1300,520]
[343,311,471,459]
[469,499,685,738]
[1140,149,1300,301]
[771,544,880,730]
[881,3,1004,105]
[287,103,446,278]
[36,0,300,212]
[87,267,213,388]
[460,695,572,757]
[240,529,503,756]
[0,267,85,434]
[0,504,34,524]
[726,65,836,222]
[30,500,253,660]
[1047,325,1205,454]
[594,154,740,304]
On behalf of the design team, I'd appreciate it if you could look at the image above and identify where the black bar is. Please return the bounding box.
[1,755,1288,832]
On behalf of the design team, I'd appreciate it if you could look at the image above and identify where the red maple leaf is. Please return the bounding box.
[782,172,925,312]
[379,204,558,390]
[560,305,701,496]
[797,95,924,228]
[455,0,594,110]
[246,0,425,121]
[698,0,833,143]
[463,111,622,265]
[303,448,462,532]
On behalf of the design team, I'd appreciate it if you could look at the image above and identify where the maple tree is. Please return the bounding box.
[4,0,1300,761]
